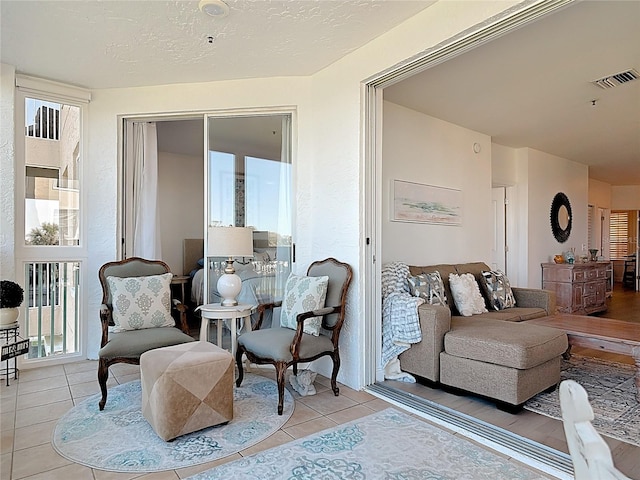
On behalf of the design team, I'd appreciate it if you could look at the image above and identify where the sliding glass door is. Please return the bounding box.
[205,114,293,312]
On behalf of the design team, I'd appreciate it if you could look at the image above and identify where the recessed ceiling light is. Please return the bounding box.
[199,0,229,18]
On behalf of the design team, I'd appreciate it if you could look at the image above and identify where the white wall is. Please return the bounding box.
[158,151,204,275]
[0,63,16,280]
[491,143,518,186]
[612,186,640,210]
[524,148,589,287]
[589,178,611,209]
[380,106,593,292]
[381,101,492,265]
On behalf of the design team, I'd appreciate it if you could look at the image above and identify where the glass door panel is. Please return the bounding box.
[205,115,292,315]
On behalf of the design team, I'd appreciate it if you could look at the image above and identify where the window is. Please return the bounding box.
[25,100,60,140]
[16,75,89,362]
[208,151,236,227]
[610,211,628,259]
[23,97,81,246]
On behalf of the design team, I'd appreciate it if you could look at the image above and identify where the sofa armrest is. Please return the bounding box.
[398,304,451,382]
[512,287,556,315]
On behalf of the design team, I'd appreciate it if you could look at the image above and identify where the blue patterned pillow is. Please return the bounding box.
[480,270,516,310]
[280,273,329,336]
[107,273,175,332]
[407,272,448,306]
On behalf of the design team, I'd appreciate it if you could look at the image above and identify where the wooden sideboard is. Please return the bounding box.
[541,262,608,315]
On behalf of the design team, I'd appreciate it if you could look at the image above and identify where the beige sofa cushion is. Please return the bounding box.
[445,317,568,370]
[467,307,547,322]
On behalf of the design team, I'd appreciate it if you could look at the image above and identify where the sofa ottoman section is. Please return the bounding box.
[440,317,568,406]
[141,341,234,441]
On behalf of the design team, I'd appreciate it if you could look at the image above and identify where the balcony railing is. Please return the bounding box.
[24,261,79,358]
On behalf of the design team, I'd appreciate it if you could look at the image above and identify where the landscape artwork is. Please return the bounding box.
[392,180,462,225]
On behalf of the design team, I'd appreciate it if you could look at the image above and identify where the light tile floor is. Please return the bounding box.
[0,360,552,480]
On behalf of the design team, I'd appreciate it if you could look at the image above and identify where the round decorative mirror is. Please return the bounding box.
[550,192,572,243]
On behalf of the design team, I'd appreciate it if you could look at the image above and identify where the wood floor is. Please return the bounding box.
[383,283,640,479]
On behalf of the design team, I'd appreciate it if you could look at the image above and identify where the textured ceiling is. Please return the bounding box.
[2,0,638,185]
[0,0,433,89]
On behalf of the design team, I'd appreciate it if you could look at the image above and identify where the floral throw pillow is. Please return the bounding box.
[448,273,488,317]
[107,273,175,332]
[407,272,448,306]
[280,273,329,336]
[480,270,516,310]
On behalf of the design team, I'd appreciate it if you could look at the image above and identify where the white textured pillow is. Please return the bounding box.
[280,273,329,336]
[448,273,488,316]
[107,273,175,332]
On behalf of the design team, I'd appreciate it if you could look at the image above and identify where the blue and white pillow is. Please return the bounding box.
[280,273,329,336]
[107,273,175,332]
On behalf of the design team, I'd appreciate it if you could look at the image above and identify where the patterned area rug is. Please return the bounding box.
[187,408,548,479]
[52,373,293,472]
[525,355,639,447]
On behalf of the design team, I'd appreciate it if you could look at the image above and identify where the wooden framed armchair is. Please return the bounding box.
[235,258,353,415]
[98,257,194,410]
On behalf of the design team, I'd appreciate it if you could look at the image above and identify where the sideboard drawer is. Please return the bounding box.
[584,294,599,308]
[573,270,585,281]
[584,281,598,295]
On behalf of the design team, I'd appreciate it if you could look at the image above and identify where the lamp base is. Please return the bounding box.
[217,272,241,307]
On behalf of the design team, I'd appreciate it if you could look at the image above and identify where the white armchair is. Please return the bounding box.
[559,380,631,480]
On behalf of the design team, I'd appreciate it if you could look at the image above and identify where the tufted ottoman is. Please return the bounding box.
[140,341,234,441]
[440,317,568,407]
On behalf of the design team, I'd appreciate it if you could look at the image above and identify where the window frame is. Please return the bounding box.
[14,75,90,365]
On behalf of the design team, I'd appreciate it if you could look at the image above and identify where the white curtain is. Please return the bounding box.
[131,122,161,259]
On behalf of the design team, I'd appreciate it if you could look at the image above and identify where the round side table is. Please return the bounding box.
[196,303,255,358]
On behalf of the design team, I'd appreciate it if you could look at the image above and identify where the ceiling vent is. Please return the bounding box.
[591,68,640,89]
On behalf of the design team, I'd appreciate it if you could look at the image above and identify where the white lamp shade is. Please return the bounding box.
[207,226,254,258]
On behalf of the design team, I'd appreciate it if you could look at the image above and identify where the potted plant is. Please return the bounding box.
[0,280,24,326]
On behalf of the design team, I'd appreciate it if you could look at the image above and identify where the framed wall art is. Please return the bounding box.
[392,180,462,225]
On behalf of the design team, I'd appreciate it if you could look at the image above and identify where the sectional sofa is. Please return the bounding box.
[398,262,568,408]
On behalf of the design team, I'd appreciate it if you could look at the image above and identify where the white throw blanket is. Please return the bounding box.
[381,262,424,382]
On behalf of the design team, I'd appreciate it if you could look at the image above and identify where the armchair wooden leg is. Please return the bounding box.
[293,363,298,376]
[98,359,109,411]
[235,346,245,387]
[331,352,340,396]
[275,362,288,415]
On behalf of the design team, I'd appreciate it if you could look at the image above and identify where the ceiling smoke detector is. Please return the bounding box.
[199,0,229,18]
[591,68,639,89]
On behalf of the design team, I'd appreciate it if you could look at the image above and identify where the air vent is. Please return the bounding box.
[592,68,640,89]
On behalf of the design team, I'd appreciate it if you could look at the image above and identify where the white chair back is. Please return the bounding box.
[559,380,631,480]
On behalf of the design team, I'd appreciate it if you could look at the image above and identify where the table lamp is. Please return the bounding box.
[207,226,254,306]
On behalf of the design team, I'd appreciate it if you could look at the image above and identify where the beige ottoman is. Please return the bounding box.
[141,341,234,441]
[440,317,568,406]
